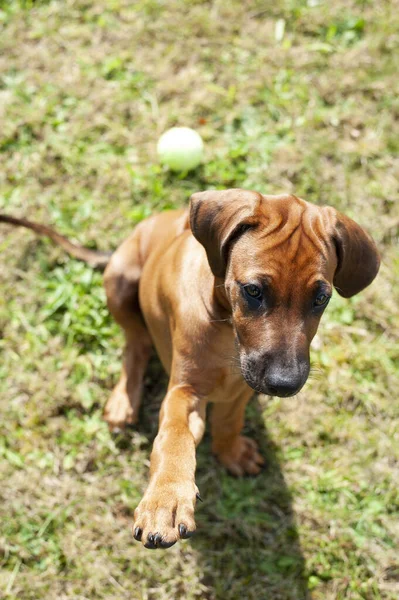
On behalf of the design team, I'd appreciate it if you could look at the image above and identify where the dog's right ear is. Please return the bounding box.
[329,209,381,298]
[189,188,262,278]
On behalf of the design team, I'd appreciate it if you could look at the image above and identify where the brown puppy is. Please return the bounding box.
[0,189,380,550]
[102,189,379,549]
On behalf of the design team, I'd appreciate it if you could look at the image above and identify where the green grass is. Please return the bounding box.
[0,0,398,598]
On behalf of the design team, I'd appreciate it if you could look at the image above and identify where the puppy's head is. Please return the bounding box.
[190,189,380,397]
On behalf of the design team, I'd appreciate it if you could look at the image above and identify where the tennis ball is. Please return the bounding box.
[157,127,204,171]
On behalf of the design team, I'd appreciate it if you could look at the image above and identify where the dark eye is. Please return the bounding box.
[314,293,330,308]
[244,284,262,299]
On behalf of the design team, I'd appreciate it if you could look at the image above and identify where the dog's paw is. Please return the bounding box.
[103,387,137,432]
[133,480,198,549]
[214,435,265,476]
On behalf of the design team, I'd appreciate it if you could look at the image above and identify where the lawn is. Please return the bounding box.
[0,0,398,598]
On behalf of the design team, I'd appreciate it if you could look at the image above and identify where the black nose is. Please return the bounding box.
[240,351,309,397]
[265,370,304,397]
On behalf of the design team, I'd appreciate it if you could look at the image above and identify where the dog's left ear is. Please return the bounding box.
[330,209,380,298]
[189,188,262,278]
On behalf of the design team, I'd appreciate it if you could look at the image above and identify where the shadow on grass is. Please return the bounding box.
[123,355,310,600]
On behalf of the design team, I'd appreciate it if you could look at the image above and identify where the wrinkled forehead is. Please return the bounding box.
[228,197,337,287]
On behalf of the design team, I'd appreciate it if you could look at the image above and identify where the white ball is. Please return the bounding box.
[157,127,204,171]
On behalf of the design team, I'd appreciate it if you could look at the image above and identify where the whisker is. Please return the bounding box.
[308,372,324,381]
[309,363,324,381]
[307,374,322,382]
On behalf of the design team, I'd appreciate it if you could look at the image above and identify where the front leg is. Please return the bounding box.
[133,384,205,549]
[211,390,265,476]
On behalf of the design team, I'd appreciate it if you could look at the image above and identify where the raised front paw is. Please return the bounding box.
[133,480,199,549]
[213,435,265,476]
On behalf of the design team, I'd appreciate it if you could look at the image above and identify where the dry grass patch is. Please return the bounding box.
[1,1,398,598]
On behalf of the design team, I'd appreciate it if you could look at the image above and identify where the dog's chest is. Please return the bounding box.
[206,369,250,404]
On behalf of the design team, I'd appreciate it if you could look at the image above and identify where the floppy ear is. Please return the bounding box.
[189,188,262,278]
[331,210,380,298]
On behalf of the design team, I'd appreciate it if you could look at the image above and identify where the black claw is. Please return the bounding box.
[133,526,142,541]
[196,492,203,502]
[144,532,157,549]
[144,531,176,549]
[159,538,177,549]
[178,523,195,539]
